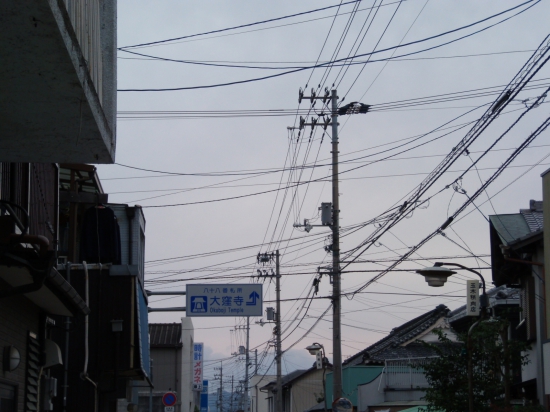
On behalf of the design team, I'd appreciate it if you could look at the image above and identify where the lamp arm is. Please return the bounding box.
[434,262,486,294]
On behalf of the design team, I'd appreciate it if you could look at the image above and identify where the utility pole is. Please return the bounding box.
[230,376,234,412]
[275,250,283,412]
[215,362,223,412]
[290,88,369,402]
[256,251,282,412]
[254,349,258,375]
[292,88,343,400]
[330,89,343,400]
[244,316,250,412]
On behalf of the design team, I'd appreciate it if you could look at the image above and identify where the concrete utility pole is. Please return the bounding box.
[256,251,282,412]
[275,250,283,412]
[291,88,369,401]
[216,362,223,412]
[230,376,234,412]
[330,89,343,400]
[294,89,343,400]
[244,317,250,412]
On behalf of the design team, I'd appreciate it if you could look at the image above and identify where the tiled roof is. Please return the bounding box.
[447,285,519,323]
[149,323,182,348]
[344,304,450,366]
[521,200,543,232]
[489,199,543,245]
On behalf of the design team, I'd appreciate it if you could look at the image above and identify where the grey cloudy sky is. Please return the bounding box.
[98,0,550,387]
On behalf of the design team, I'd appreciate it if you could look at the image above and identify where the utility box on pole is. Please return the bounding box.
[320,203,332,225]
[266,307,275,321]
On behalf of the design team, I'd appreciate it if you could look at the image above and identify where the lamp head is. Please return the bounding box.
[305,343,322,355]
[416,265,456,287]
[3,346,21,372]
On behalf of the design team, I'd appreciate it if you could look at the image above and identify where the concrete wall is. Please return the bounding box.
[288,369,325,412]
[0,287,41,412]
[181,318,196,412]
[250,374,275,412]
[357,379,385,412]
[150,347,181,395]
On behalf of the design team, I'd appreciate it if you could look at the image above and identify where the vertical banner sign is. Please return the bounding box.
[467,280,480,316]
[200,380,209,412]
[193,343,204,391]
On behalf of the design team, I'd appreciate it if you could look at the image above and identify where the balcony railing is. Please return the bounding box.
[63,0,103,103]
[382,357,436,390]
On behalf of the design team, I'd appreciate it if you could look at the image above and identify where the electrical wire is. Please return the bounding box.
[119,0,365,49]
[118,0,538,92]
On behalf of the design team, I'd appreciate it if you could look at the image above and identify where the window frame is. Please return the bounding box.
[0,378,18,412]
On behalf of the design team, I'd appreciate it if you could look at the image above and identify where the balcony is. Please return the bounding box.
[0,0,116,163]
[383,357,433,391]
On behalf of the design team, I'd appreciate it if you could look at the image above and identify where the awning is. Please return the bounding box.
[0,261,89,316]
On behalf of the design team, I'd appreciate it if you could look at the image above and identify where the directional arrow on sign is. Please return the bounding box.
[246,291,260,306]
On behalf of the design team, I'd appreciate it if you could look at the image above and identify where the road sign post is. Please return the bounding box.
[186,284,263,317]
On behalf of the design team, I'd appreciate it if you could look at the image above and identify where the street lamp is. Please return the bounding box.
[416,262,488,412]
[416,262,488,308]
[306,343,327,412]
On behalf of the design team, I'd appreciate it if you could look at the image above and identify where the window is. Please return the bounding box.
[0,381,17,412]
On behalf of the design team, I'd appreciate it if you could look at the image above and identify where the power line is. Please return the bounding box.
[117,49,536,67]
[117,1,538,92]
[119,0,364,49]
[350,111,550,296]
[340,35,550,268]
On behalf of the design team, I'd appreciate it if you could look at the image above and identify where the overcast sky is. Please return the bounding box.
[97,0,550,392]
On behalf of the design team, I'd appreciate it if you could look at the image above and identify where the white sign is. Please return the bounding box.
[193,343,204,391]
[165,407,175,412]
[467,280,480,316]
[186,284,263,317]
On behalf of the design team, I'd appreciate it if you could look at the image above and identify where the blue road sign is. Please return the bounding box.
[186,284,263,317]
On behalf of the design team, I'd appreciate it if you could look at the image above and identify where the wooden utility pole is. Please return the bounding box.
[275,250,283,412]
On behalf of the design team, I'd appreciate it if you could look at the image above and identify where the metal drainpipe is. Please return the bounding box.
[63,262,71,412]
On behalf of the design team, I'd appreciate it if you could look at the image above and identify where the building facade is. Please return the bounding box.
[0,164,151,412]
[488,199,546,406]
[2,0,117,163]
[139,319,197,412]
[262,367,328,412]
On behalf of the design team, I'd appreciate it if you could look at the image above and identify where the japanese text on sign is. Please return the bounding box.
[193,343,204,391]
[187,284,263,317]
[466,280,480,317]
